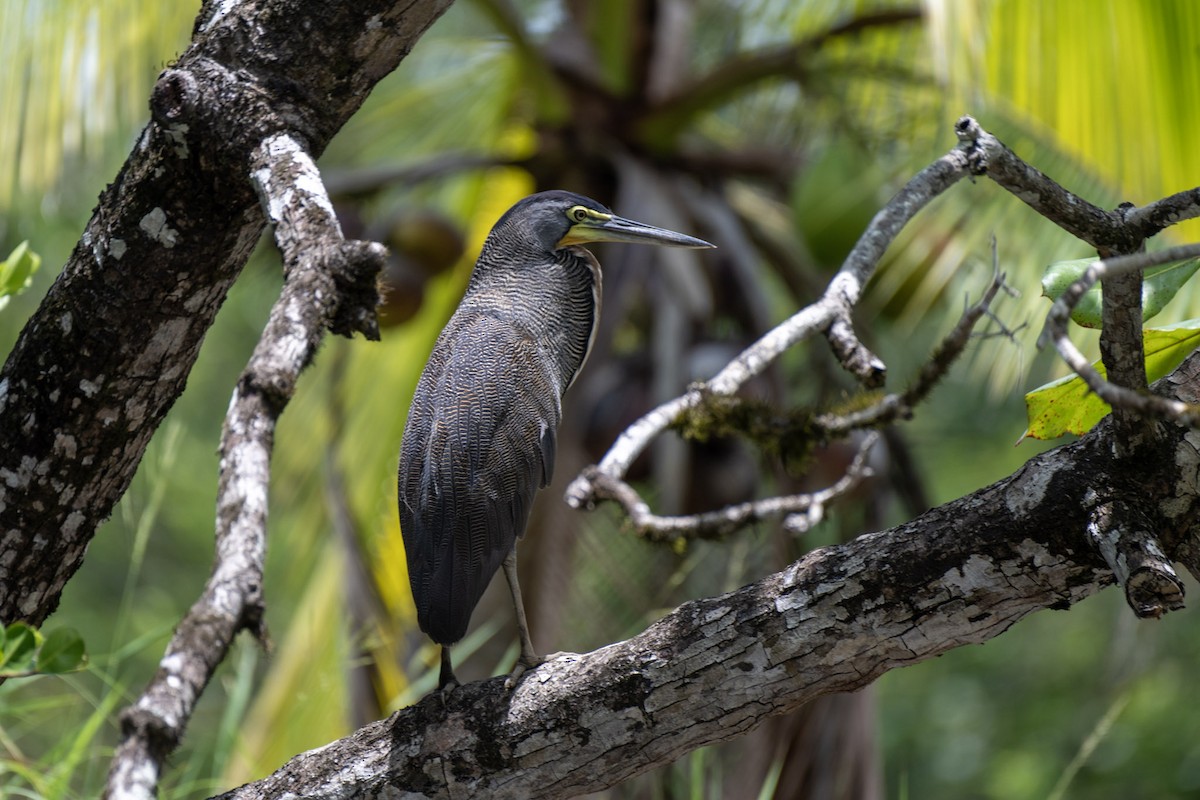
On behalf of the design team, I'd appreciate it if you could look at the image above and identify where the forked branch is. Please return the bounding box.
[104,133,386,800]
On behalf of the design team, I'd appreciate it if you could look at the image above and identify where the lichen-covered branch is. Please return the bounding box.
[104,133,386,800]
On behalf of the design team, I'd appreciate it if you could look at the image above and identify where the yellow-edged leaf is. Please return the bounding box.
[1022,320,1200,441]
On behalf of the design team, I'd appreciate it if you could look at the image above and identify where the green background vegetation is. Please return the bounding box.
[3,1,1200,797]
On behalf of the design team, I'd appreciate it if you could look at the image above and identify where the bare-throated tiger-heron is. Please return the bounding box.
[397,190,714,689]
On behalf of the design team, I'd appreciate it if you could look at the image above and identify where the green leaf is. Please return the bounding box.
[0,622,41,674]
[1041,256,1200,329]
[34,627,86,674]
[1041,258,1102,327]
[1143,258,1200,322]
[1020,365,1112,443]
[0,240,42,297]
[1022,320,1200,441]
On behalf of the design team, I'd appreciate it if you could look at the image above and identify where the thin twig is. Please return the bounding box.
[816,257,1015,434]
[584,433,878,543]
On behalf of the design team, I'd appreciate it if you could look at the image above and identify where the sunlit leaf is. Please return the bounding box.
[1041,256,1200,329]
[0,241,42,311]
[1022,320,1200,440]
[1020,366,1111,443]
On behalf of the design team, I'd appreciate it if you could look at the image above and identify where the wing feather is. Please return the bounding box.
[397,311,561,645]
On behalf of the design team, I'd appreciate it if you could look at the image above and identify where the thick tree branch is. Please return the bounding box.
[0,0,453,626]
[104,134,387,800]
[214,365,1200,798]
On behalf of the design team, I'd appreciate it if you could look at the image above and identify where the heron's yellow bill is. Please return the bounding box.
[558,206,715,249]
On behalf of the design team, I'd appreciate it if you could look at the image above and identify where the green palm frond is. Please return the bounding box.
[860,0,1200,392]
[0,0,198,214]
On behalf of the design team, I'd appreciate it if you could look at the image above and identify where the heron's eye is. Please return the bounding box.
[570,206,589,223]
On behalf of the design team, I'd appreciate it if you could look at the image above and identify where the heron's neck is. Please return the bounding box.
[466,245,601,392]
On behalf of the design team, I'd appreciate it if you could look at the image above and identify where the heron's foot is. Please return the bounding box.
[432,677,460,709]
[504,652,545,690]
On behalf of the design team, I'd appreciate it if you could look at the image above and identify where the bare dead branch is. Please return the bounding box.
[1124,187,1200,240]
[955,116,1200,446]
[581,432,878,543]
[953,116,1134,251]
[571,118,1200,551]
[104,133,386,800]
[565,134,974,512]
[825,315,887,388]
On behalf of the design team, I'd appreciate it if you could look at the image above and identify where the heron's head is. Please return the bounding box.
[492,190,715,255]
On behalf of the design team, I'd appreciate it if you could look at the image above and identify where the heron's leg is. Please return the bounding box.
[502,548,542,686]
[438,645,459,691]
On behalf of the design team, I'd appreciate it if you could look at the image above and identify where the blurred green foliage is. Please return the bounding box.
[3,1,1200,799]
[0,622,85,678]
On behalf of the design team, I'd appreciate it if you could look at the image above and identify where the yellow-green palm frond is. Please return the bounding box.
[0,0,198,213]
